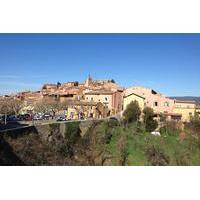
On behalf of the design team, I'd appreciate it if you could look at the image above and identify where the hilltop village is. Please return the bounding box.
[1,75,200,122]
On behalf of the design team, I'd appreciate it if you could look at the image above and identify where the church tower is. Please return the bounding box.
[85,74,93,87]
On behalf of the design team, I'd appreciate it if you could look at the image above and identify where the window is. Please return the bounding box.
[154,102,158,107]
[164,102,169,107]
[105,97,108,101]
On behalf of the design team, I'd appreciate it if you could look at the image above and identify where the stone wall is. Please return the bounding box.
[0,120,100,166]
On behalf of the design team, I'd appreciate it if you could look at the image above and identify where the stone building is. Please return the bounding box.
[123,86,198,122]
[41,84,58,95]
[173,100,196,122]
[124,86,175,114]
[123,92,146,111]
[84,89,123,115]
[61,100,108,120]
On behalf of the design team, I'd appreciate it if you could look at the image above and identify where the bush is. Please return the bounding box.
[65,122,81,144]
[146,145,170,166]
[160,121,180,136]
[143,107,158,132]
[123,101,141,124]
[108,118,120,128]
[117,136,129,166]
[186,118,200,136]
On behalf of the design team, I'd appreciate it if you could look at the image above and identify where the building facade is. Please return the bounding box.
[123,92,146,111]
[84,89,123,116]
[173,100,196,122]
[123,86,197,122]
[124,86,175,114]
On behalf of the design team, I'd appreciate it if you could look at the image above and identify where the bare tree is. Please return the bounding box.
[34,98,61,117]
[9,98,24,115]
[0,98,12,125]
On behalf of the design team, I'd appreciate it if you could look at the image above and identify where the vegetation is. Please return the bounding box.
[123,101,141,124]
[0,98,23,124]
[143,107,158,132]
[57,82,61,88]
[92,120,200,166]
[34,98,62,116]
[65,122,81,144]
[1,115,200,166]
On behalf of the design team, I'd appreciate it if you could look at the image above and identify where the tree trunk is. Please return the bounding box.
[5,112,7,125]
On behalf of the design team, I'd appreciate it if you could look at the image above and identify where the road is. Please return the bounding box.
[0,118,106,133]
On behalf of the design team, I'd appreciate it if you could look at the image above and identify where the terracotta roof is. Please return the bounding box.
[84,90,115,95]
[62,100,98,106]
[123,92,145,99]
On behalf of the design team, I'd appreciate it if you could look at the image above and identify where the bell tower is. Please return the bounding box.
[85,74,92,87]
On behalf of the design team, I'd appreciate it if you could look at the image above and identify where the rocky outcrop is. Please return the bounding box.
[79,121,95,137]
[0,120,114,166]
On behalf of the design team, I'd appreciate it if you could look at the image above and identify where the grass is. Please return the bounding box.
[93,120,200,166]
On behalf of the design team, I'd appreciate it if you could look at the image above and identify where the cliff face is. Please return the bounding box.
[0,121,113,166]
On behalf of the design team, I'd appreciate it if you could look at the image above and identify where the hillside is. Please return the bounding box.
[1,120,200,166]
[170,96,200,103]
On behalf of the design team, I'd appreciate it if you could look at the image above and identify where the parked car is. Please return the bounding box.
[56,116,67,121]
[17,114,25,121]
[43,114,51,120]
[0,115,3,124]
[33,115,43,120]
[8,115,20,121]
[0,115,9,122]
[18,114,33,121]
[24,114,33,121]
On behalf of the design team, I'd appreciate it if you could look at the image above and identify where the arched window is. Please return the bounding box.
[154,102,158,107]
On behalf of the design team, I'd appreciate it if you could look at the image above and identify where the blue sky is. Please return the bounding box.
[0,33,199,96]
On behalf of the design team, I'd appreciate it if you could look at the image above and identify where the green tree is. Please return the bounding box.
[57,82,61,88]
[123,101,141,124]
[143,107,158,132]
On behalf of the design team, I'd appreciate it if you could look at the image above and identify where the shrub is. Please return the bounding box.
[146,145,170,166]
[107,118,120,128]
[143,107,158,132]
[186,118,200,138]
[123,101,141,124]
[117,136,129,166]
[65,122,81,144]
[160,121,180,136]
[159,113,167,122]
